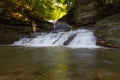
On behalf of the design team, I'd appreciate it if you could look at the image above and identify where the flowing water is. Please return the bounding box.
[0,46,120,80]
[13,29,99,48]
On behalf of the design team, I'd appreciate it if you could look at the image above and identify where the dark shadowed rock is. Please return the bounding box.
[61,0,120,27]
[0,24,32,44]
[54,23,72,32]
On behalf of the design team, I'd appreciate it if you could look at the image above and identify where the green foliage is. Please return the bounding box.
[0,0,74,21]
[31,0,68,20]
[48,1,67,20]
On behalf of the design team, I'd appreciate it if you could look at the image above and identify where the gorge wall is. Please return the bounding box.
[62,0,120,48]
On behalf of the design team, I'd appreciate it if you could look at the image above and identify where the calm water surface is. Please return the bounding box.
[0,46,120,80]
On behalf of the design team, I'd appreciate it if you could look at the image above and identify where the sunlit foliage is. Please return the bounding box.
[30,0,68,20]
[0,0,75,21]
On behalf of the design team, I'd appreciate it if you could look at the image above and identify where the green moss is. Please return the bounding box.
[111,30,120,38]
[94,13,120,48]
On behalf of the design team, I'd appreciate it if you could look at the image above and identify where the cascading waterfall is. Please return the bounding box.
[13,29,99,48]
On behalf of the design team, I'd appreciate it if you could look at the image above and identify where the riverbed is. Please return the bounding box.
[0,46,120,80]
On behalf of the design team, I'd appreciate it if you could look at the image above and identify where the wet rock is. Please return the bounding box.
[94,13,120,48]
[64,33,76,45]
[54,22,72,32]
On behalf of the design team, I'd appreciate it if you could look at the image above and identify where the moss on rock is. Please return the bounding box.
[94,13,120,48]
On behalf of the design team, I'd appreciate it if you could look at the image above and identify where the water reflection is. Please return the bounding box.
[0,46,120,80]
[68,49,97,80]
[95,49,120,80]
[33,47,71,80]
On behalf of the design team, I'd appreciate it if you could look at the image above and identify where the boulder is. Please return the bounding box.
[94,13,120,48]
[54,22,72,32]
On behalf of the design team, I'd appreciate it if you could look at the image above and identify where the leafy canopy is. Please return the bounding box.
[0,0,75,21]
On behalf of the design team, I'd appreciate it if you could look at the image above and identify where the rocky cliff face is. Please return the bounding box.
[73,0,99,26]
[73,0,120,26]
[64,0,120,26]
[62,0,120,48]
[94,13,120,48]
[0,24,32,44]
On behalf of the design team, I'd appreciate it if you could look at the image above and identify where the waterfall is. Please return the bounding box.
[13,29,99,48]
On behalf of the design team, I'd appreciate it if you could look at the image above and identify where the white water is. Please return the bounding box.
[13,29,99,48]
